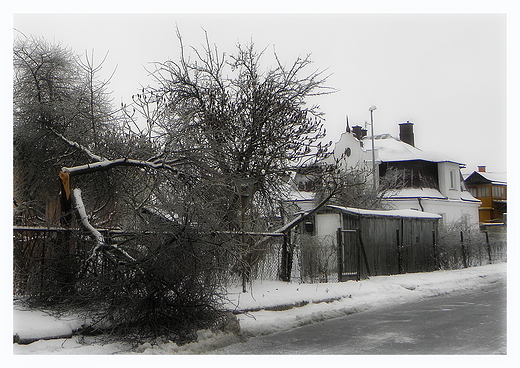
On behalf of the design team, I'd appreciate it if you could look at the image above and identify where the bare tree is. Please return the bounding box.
[132,30,334,226]
[295,160,406,211]
[13,36,133,227]
[13,36,82,224]
[128,31,335,286]
[13,32,336,343]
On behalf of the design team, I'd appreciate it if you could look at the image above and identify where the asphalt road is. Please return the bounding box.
[211,285,506,355]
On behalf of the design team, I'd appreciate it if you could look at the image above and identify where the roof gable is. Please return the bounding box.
[465,171,507,185]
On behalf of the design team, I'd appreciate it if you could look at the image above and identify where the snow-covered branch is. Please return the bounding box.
[276,189,336,234]
[52,128,107,162]
[62,157,182,177]
[72,188,105,250]
[72,188,135,262]
[52,128,185,176]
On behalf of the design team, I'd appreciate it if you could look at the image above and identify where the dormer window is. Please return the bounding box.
[449,170,457,190]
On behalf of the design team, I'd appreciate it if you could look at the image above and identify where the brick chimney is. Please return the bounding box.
[352,125,366,140]
[399,121,415,147]
[478,166,486,172]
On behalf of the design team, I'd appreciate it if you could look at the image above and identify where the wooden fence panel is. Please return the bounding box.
[339,213,440,278]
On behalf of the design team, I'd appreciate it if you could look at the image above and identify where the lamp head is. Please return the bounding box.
[369,105,377,112]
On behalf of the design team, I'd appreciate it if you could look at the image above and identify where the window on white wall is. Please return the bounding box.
[449,170,456,189]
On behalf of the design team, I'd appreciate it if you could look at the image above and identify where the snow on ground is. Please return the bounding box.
[12,263,508,355]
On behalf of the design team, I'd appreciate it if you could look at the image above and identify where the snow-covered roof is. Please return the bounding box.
[381,187,480,203]
[466,171,507,185]
[325,205,442,219]
[382,187,447,200]
[460,190,481,203]
[287,190,315,202]
[363,134,463,165]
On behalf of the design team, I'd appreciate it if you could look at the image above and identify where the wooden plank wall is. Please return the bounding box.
[342,213,439,276]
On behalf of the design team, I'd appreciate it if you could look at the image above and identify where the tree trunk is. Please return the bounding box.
[56,171,75,296]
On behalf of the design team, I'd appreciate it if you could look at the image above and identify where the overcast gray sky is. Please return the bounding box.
[10,6,517,175]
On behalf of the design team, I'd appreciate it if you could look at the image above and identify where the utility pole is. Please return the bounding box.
[369,105,377,192]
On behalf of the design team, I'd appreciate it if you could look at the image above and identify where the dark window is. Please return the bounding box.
[379,160,439,189]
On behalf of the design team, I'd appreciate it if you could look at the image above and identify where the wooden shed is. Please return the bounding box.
[312,205,441,281]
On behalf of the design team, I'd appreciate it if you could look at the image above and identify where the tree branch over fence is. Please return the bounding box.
[72,188,135,262]
[253,187,337,248]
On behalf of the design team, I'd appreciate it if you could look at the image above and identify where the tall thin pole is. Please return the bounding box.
[369,106,377,192]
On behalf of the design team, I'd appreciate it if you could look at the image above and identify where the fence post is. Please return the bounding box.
[432,230,439,270]
[356,230,361,281]
[41,231,46,292]
[286,230,294,281]
[460,231,468,268]
[397,228,403,274]
[485,231,493,264]
[280,232,291,282]
[337,228,343,282]
[280,233,287,281]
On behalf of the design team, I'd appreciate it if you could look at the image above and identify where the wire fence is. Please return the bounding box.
[13,225,507,298]
[249,226,507,283]
[436,227,507,269]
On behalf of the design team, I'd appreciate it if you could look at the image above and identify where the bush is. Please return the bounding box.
[298,234,338,283]
[436,222,506,270]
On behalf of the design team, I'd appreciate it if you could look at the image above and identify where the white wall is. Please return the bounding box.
[316,213,342,237]
[438,162,462,199]
[383,197,480,227]
[327,131,368,172]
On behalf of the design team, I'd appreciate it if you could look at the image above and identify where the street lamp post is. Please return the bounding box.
[369,105,377,192]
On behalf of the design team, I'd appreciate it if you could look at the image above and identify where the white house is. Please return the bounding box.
[325,121,481,227]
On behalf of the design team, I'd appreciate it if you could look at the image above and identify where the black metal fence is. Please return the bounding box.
[436,227,507,269]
